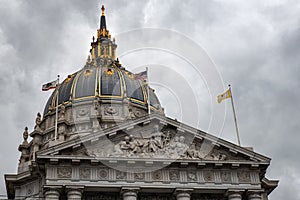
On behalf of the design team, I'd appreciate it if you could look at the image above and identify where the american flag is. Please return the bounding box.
[134,70,147,82]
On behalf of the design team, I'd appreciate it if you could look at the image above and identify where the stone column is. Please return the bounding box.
[226,190,244,200]
[121,187,139,200]
[44,189,60,200]
[67,189,82,200]
[248,191,262,200]
[175,189,192,200]
[176,192,190,200]
[228,193,242,200]
[123,190,137,200]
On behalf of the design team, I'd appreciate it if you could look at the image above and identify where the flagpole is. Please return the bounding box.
[146,67,150,115]
[54,75,60,140]
[229,84,241,146]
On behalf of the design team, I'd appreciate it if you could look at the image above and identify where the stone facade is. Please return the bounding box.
[5,114,278,200]
[4,5,278,200]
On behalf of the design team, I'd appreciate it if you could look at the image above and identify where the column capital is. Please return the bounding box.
[43,185,62,193]
[247,190,263,200]
[225,189,245,200]
[121,187,140,194]
[44,186,61,200]
[66,186,84,200]
[121,187,139,200]
[175,189,193,200]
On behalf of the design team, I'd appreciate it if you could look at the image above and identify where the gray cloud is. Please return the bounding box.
[0,0,299,199]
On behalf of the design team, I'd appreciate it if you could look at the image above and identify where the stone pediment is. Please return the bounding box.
[37,114,270,165]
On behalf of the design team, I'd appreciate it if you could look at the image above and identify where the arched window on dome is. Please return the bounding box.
[124,75,145,102]
[100,67,121,97]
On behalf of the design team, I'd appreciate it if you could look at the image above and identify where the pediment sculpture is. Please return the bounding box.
[100,125,228,160]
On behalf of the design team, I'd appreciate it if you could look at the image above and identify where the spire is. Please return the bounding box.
[97,4,110,39]
[100,5,107,30]
[90,4,116,62]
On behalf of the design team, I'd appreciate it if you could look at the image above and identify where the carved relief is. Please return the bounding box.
[203,171,214,182]
[205,150,227,161]
[169,170,180,181]
[79,168,91,179]
[109,126,188,159]
[116,170,127,180]
[57,167,72,178]
[132,108,143,118]
[104,106,119,115]
[26,185,33,195]
[97,169,108,180]
[152,170,162,181]
[76,107,89,117]
[105,126,228,161]
[134,173,145,181]
[237,171,251,183]
[220,171,231,183]
[187,171,197,181]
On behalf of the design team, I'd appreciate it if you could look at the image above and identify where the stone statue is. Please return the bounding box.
[109,126,227,160]
[23,127,28,144]
[141,126,162,153]
[34,112,41,131]
[60,104,65,120]
[185,143,201,159]
[112,136,132,156]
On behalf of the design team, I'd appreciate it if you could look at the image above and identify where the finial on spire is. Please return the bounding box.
[101,5,105,16]
[99,5,107,30]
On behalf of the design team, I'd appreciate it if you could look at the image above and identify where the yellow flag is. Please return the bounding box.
[217,89,231,103]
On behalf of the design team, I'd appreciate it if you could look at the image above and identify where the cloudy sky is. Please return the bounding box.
[1,0,300,199]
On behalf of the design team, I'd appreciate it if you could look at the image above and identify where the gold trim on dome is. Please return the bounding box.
[84,69,93,78]
[70,71,81,98]
[71,70,82,99]
[130,98,147,105]
[104,68,114,76]
[118,68,126,97]
[50,88,59,109]
[124,71,135,79]
[95,67,100,96]
[140,80,148,104]
[65,74,75,84]
[72,96,97,101]
[98,42,101,57]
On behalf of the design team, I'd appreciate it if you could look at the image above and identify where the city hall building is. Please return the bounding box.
[5,5,278,200]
